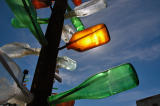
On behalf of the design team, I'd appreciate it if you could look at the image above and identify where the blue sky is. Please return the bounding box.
[0,0,160,106]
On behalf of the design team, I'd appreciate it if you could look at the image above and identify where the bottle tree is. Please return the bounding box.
[0,0,140,106]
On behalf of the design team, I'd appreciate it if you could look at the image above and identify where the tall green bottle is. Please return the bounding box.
[67,4,85,31]
[5,0,47,46]
[48,63,139,104]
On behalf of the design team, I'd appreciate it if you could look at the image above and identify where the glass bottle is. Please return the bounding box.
[67,24,110,52]
[48,63,139,104]
[5,0,47,46]
[67,4,85,31]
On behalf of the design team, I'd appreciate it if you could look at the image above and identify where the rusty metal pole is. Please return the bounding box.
[27,0,68,105]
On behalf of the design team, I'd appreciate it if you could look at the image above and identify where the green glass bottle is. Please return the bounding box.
[48,63,139,104]
[5,0,47,46]
[70,17,85,31]
[67,4,85,31]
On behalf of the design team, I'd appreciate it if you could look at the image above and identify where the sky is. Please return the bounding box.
[0,0,160,106]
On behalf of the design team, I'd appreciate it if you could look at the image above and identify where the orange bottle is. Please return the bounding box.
[67,24,110,52]
[56,101,75,106]
[72,0,82,6]
[31,0,53,9]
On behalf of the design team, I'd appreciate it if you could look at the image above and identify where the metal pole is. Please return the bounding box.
[27,0,68,105]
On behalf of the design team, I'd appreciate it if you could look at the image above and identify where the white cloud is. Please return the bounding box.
[59,71,82,85]
[99,43,160,64]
